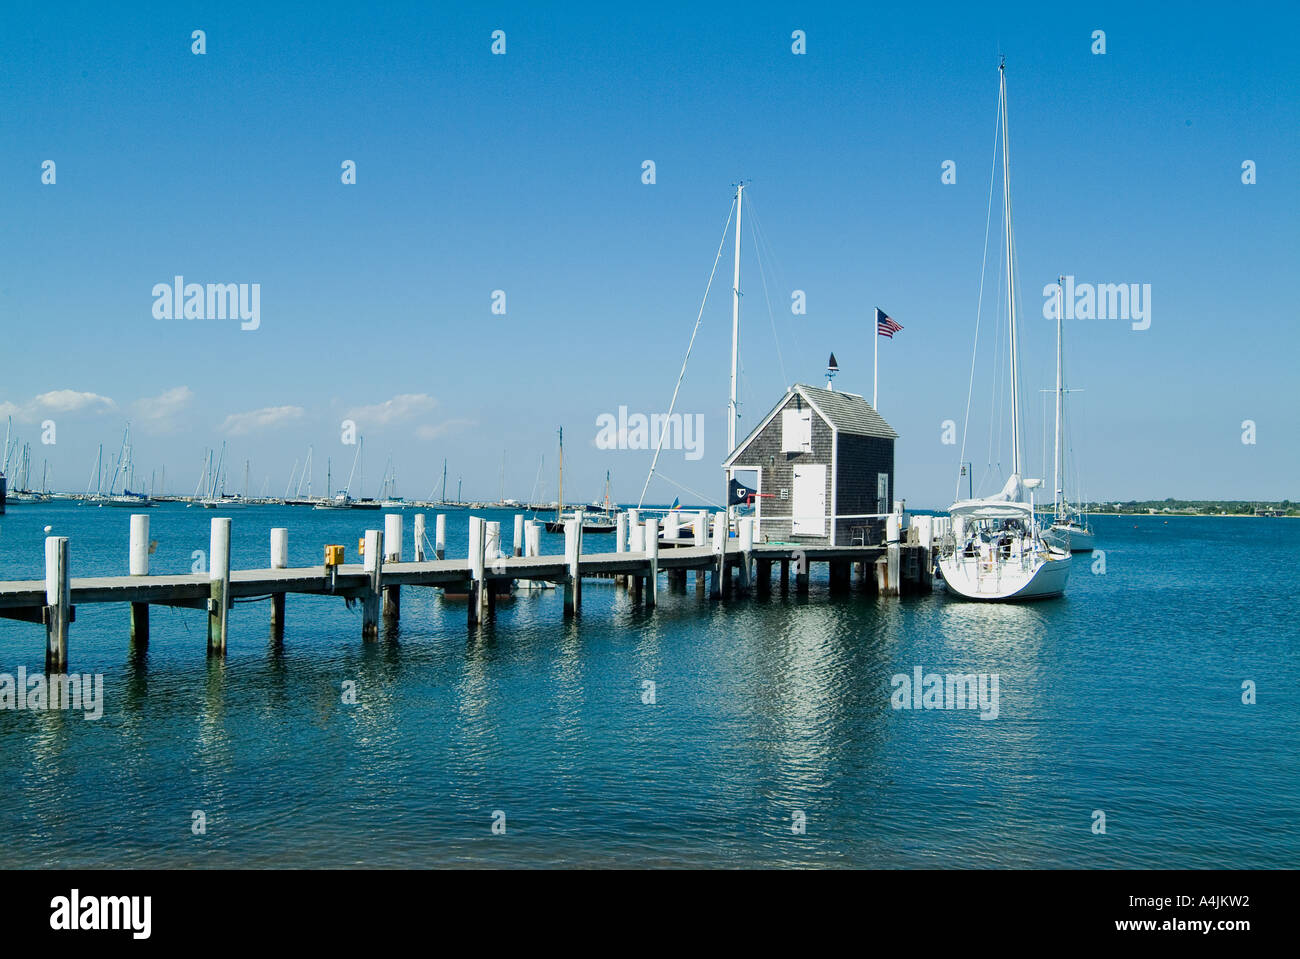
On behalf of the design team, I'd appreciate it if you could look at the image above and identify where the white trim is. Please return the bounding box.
[829,426,838,545]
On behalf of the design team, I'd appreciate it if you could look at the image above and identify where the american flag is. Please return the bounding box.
[876,308,903,338]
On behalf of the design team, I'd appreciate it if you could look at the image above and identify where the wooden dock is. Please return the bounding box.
[0,511,933,671]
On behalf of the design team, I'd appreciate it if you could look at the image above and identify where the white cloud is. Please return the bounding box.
[218,405,304,436]
[0,389,116,421]
[133,386,194,432]
[346,393,438,427]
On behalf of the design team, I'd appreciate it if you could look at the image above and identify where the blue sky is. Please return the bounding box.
[1,1,1296,507]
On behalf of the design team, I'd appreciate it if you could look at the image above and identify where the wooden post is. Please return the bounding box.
[270,527,288,640]
[563,517,582,615]
[414,513,426,562]
[44,536,70,672]
[467,517,485,626]
[710,512,726,600]
[795,552,810,596]
[383,514,402,619]
[694,510,707,547]
[645,518,659,608]
[362,529,383,638]
[129,513,149,646]
[885,542,901,597]
[208,517,231,655]
[629,520,645,554]
[780,559,790,595]
[525,520,541,557]
[738,517,754,595]
[614,512,628,586]
[513,514,524,557]
[435,514,446,560]
[484,520,502,615]
[756,557,772,596]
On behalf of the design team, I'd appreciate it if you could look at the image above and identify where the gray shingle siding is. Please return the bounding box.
[726,387,896,546]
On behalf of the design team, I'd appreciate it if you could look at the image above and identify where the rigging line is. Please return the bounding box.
[956,92,1004,502]
[652,471,723,510]
[747,198,807,377]
[637,197,737,509]
[748,206,788,388]
[986,179,1007,491]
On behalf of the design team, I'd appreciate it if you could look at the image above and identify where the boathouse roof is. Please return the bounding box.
[723,383,898,467]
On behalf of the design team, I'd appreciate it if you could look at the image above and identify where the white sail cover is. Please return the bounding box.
[947,473,1035,520]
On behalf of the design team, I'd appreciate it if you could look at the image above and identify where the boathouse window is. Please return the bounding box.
[781,408,813,453]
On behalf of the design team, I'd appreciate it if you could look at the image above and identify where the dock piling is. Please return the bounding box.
[710,512,726,600]
[414,513,426,562]
[645,518,659,608]
[44,536,70,672]
[467,517,486,625]
[270,527,288,639]
[362,529,383,637]
[513,514,524,557]
[563,517,583,615]
[738,517,754,595]
[208,518,231,655]
[435,514,446,560]
[383,514,402,619]
[129,513,150,646]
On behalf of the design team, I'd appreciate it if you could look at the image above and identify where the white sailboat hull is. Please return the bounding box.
[939,549,1071,601]
[1043,523,1095,553]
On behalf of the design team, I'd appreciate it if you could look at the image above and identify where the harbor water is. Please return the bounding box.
[0,503,1295,868]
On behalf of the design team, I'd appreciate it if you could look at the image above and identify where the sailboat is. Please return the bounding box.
[938,61,1071,601]
[1042,277,1096,552]
[101,425,153,507]
[314,437,380,509]
[379,455,406,509]
[543,428,618,534]
[199,442,246,507]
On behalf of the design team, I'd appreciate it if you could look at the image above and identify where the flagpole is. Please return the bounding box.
[873,308,879,410]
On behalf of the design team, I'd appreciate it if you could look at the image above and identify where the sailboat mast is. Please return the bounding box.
[344,437,362,498]
[1054,276,1064,515]
[729,182,744,457]
[556,427,564,522]
[999,62,1022,480]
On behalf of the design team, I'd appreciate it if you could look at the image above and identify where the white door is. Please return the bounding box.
[792,465,826,535]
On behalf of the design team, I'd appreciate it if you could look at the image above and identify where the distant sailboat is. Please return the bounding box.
[1042,277,1096,553]
[938,61,1070,601]
[543,428,618,534]
[101,425,153,507]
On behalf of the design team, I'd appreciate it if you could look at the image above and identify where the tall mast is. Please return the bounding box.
[344,437,362,498]
[556,427,564,522]
[729,181,744,457]
[441,458,447,503]
[1054,276,1064,515]
[999,61,1022,481]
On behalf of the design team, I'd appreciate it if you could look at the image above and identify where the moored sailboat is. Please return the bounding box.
[938,61,1070,601]
[1042,277,1096,553]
